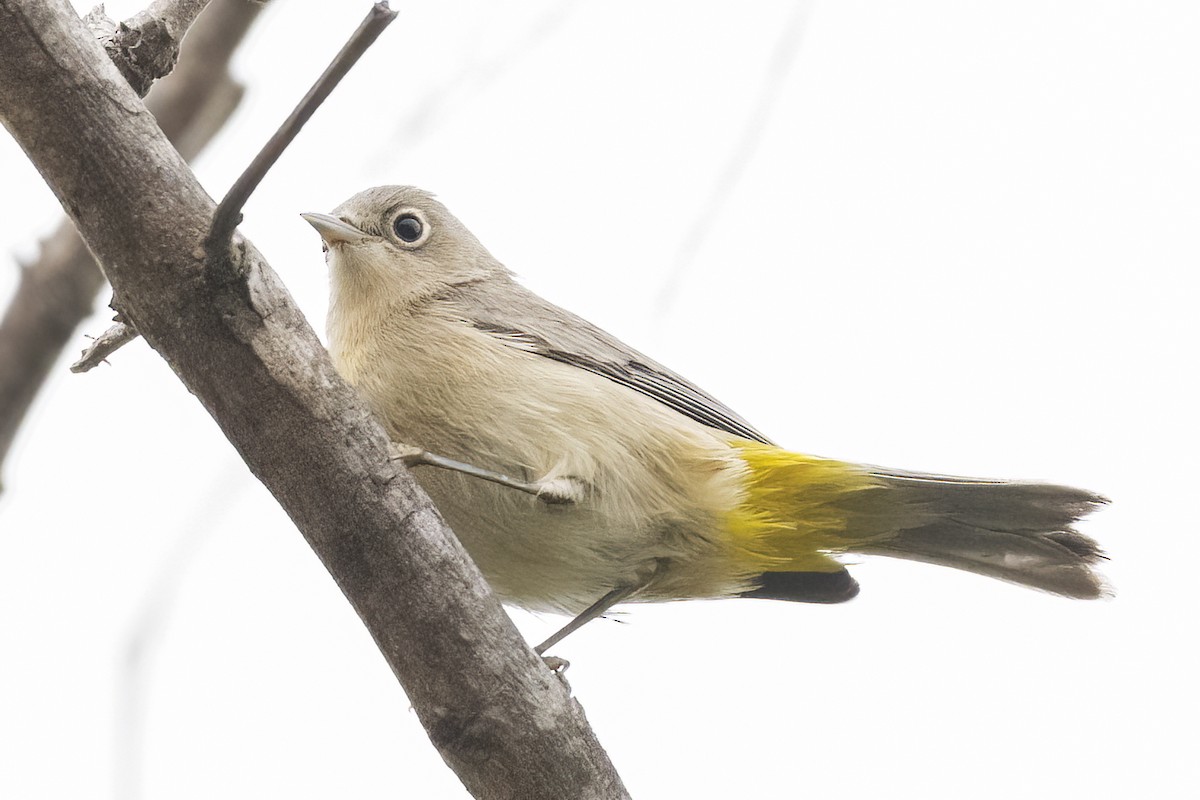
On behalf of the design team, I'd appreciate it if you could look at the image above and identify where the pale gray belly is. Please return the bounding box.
[412,466,665,614]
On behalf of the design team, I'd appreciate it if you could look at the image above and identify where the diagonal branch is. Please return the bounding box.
[93,0,212,96]
[0,221,106,487]
[0,0,262,487]
[70,319,138,373]
[0,2,630,798]
[208,2,397,250]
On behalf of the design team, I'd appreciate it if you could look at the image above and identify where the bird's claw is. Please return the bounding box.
[542,655,570,673]
[387,442,426,467]
[535,477,587,505]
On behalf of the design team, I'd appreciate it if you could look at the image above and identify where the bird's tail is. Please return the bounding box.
[851,466,1109,598]
[729,443,1109,601]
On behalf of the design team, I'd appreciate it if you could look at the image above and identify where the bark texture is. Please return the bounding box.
[0,2,629,797]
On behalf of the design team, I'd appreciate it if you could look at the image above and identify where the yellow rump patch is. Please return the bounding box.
[724,441,883,574]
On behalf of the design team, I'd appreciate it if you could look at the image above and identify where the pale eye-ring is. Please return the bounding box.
[393,213,424,243]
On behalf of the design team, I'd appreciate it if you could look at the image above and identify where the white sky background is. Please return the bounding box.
[1,1,1197,797]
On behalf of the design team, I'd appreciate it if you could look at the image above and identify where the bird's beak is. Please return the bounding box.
[300,212,370,246]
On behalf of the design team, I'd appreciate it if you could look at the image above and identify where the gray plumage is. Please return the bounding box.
[305,185,1109,614]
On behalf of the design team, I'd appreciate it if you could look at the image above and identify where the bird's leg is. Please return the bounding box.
[534,584,641,656]
[534,559,670,658]
[388,443,586,504]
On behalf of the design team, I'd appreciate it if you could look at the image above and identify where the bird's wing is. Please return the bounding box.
[447,281,773,445]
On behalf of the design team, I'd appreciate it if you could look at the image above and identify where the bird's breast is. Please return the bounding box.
[329,310,758,611]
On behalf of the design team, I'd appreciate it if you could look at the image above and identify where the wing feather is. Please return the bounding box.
[445,282,772,444]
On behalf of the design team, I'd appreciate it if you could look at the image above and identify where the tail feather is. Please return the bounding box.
[852,470,1109,598]
[870,467,1105,533]
[730,444,1109,601]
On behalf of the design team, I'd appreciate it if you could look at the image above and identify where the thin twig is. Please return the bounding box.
[70,320,139,373]
[143,0,213,37]
[207,2,399,251]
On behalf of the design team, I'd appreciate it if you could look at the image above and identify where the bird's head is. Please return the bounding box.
[302,185,502,311]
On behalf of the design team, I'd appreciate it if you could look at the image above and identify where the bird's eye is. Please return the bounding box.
[393,214,424,243]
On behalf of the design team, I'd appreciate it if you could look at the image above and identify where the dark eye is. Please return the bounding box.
[393,214,424,243]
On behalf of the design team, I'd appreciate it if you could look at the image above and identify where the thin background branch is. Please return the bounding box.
[374,0,582,156]
[0,0,263,489]
[654,0,815,315]
[114,463,249,800]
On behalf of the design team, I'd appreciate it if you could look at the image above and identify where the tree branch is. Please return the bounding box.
[0,0,262,487]
[92,0,212,96]
[70,319,138,373]
[208,2,396,249]
[0,2,630,798]
[0,220,106,485]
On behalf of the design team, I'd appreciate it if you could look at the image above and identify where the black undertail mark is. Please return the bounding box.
[740,569,861,604]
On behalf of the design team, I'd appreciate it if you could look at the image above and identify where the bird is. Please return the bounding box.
[302,185,1108,654]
